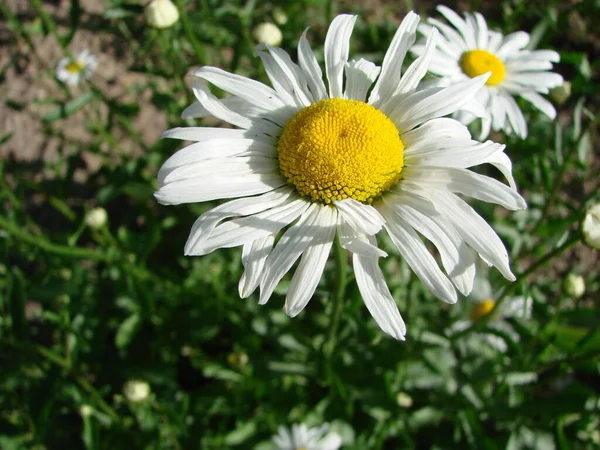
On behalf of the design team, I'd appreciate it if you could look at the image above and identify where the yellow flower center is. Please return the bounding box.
[277,98,404,204]
[66,61,84,73]
[470,299,496,321]
[460,50,506,86]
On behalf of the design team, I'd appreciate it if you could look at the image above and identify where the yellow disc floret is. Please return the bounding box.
[277,98,404,204]
[460,50,506,86]
[66,61,84,73]
[470,299,496,322]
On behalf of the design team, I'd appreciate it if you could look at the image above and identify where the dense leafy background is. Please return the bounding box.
[1,0,599,448]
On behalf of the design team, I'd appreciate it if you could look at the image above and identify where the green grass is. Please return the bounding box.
[1,0,599,448]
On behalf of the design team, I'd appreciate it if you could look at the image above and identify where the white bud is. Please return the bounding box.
[123,379,151,403]
[549,81,571,105]
[564,273,585,298]
[85,207,108,229]
[145,0,179,29]
[396,392,413,408]
[79,404,93,417]
[253,23,282,47]
[582,203,600,250]
[273,9,288,25]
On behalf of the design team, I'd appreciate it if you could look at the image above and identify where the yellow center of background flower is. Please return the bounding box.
[66,61,84,73]
[277,98,404,204]
[460,50,506,86]
[470,299,496,321]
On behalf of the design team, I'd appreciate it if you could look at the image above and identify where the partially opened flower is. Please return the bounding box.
[450,272,532,352]
[412,6,563,138]
[272,423,342,450]
[156,13,526,340]
[55,50,97,86]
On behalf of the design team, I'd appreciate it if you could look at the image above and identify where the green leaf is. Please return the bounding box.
[224,421,256,446]
[115,313,141,349]
[42,91,95,123]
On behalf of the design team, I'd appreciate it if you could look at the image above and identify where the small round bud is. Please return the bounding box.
[564,273,585,298]
[582,203,600,250]
[145,0,180,29]
[227,351,249,369]
[85,207,108,229]
[396,392,413,408]
[273,9,288,25]
[79,404,93,417]
[549,81,571,105]
[123,379,151,403]
[253,23,282,47]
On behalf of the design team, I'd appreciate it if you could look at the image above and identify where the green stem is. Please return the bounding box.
[0,215,113,262]
[453,234,580,339]
[174,0,206,64]
[325,238,347,357]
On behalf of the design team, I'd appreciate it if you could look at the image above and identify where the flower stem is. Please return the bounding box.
[324,238,347,358]
[174,0,206,64]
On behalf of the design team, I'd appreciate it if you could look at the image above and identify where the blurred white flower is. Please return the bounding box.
[145,0,179,29]
[56,50,97,86]
[85,207,108,229]
[396,392,413,408]
[253,22,283,46]
[123,379,151,403]
[582,203,600,250]
[450,271,531,352]
[273,9,288,25]
[564,273,585,298]
[272,423,342,450]
[412,6,563,139]
[550,81,571,105]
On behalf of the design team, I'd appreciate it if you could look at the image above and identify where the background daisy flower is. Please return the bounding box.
[450,270,532,352]
[412,5,563,139]
[55,49,97,86]
[156,12,526,340]
[271,423,342,450]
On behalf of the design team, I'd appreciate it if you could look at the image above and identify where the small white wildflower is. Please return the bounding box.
[272,423,342,450]
[85,207,108,229]
[56,50,97,86]
[123,379,151,403]
[564,273,585,298]
[253,22,283,46]
[273,9,288,25]
[582,203,600,250]
[145,0,180,29]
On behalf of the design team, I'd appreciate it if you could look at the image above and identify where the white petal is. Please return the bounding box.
[487,151,517,191]
[239,234,276,298]
[392,27,439,96]
[425,19,466,55]
[519,91,557,119]
[337,217,387,258]
[184,187,292,255]
[334,198,385,235]
[259,203,323,304]
[193,66,286,111]
[404,140,507,171]
[501,92,528,138]
[344,59,380,102]
[401,117,472,154]
[390,74,490,133]
[157,138,276,185]
[369,11,420,106]
[324,14,357,98]
[474,13,489,49]
[353,235,406,340]
[162,127,268,142]
[298,28,328,101]
[432,191,515,281]
[181,101,209,119]
[507,72,563,89]
[437,5,477,49]
[189,197,311,255]
[501,296,532,319]
[382,207,458,304]
[285,206,337,316]
[496,31,530,58]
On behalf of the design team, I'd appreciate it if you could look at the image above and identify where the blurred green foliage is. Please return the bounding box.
[1,0,599,448]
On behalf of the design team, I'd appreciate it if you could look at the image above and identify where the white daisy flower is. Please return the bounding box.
[272,423,342,450]
[55,50,97,86]
[450,272,532,352]
[412,5,563,139]
[156,13,526,340]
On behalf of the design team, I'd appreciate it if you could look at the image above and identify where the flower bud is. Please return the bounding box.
[564,273,585,298]
[396,392,413,408]
[123,379,151,403]
[85,207,108,229]
[549,81,571,105]
[582,203,600,250]
[79,404,93,417]
[253,23,282,46]
[273,9,288,25]
[145,0,179,29]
